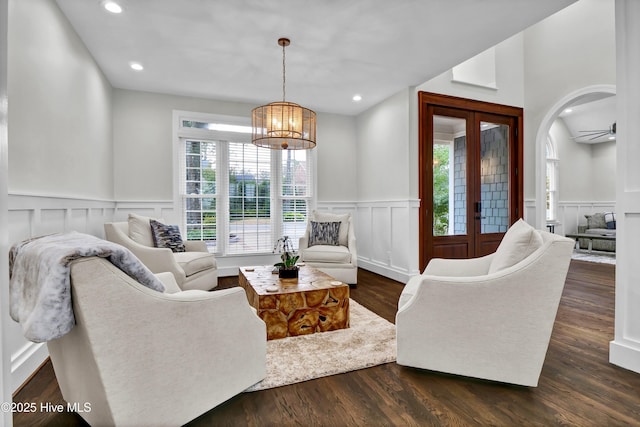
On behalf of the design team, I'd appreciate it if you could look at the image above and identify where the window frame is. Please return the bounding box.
[545,135,559,222]
[173,110,316,256]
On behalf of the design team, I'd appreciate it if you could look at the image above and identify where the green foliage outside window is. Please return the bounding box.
[433,144,450,236]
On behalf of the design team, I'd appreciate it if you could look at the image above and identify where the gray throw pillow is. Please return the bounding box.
[150,219,186,253]
[585,213,607,229]
[309,221,341,247]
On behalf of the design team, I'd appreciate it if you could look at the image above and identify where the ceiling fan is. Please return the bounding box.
[572,122,616,141]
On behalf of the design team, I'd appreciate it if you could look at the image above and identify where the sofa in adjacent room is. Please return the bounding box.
[577,212,616,252]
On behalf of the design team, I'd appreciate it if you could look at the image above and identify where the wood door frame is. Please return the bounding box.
[418,92,524,271]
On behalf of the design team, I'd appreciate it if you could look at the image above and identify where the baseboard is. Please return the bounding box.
[11,342,48,392]
[610,340,640,374]
[218,266,241,277]
[219,261,415,284]
[357,259,415,284]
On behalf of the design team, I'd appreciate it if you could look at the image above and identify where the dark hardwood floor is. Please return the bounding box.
[13,260,640,426]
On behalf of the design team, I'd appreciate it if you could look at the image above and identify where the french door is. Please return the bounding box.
[419,92,523,271]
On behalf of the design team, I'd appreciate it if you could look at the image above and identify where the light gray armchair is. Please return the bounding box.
[47,256,266,426]
[396,220,574,387]
[104,214,218,291]
[298,210,357,285]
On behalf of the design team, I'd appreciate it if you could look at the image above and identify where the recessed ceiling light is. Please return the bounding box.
[608,136,616,140]
[130,62,144,71]
[564,108,573,113]
[352,94,362,102]
[101,1,123,14]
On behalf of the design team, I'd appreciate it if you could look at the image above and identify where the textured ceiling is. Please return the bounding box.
[55,0,576,115]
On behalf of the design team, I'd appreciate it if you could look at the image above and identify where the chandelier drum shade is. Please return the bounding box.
[252,38,317,150]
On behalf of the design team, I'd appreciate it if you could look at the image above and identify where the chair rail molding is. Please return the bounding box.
[6,193,177,392]
[7,194,421,391]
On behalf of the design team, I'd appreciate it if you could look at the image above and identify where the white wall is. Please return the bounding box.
[315,113,358,202]
[591,140,617,200]
[6,0,115,393]
[417,34,525,109]
[0,0,12,423]
[523,0,616,202]
[113,89,358,204]
[113,90,251,201]
[550,119,593,201]
[356,88,411,201]
[8,0,113,200]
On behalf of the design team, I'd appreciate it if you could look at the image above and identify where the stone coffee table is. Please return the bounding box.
[238,265,350,340]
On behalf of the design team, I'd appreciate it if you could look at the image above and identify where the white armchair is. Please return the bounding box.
[298,210,357,285]
[104,214,218,291]
[47,256,266,427]
[396,220,574,387]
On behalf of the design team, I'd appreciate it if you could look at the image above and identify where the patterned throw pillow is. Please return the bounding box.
[604,212,616,230]
[149,219,186,252]
[585,213,607,229]
[309,221,341,247]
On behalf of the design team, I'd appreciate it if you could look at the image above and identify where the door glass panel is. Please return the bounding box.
[433,115,467,236]
[480,121,509,234]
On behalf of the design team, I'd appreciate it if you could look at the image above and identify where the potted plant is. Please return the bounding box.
[273,236,300,279]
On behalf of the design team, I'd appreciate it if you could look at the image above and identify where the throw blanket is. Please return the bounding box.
[9,232,165,343]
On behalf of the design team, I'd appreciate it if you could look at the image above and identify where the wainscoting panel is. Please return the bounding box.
[525,199,616,236]
[7,209,32,247]
[352,200,421,283]
[7,196,418,391]
[371,206,391,265]
[7,193,120,392]
[555,201,616,236]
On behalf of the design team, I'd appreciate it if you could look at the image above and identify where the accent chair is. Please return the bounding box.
[47,256,266,426]
[298,210,358,286]
[396,220,574,387]
[104,213,218,290]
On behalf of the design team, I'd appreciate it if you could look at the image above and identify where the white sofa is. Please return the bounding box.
[104,214,218,291]
[298,210,357,285]
[47,256,266,426]
[396,220,574,387]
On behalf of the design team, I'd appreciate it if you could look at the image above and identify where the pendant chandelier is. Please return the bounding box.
[252,38,317,150]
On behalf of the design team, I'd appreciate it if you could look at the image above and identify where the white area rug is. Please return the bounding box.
[245,299,397,392]
[571,250,616,265]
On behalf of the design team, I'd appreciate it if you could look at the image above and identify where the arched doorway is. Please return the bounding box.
[535,85,616,230]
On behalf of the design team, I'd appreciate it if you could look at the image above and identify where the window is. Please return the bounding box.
[546,136,559,222]
[175,112,314,255]
[452,46,497,89]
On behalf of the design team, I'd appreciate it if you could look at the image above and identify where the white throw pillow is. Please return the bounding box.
[310,210,350,246]
[488,219,543,274]
[128,213,158,247]
[154,272,181,294]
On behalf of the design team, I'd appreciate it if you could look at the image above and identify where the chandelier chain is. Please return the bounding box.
[282,42,286,102]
